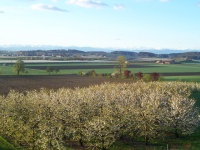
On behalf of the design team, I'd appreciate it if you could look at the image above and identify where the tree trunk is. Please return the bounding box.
[175,128,180,138]
[101,138,107,150]
[144,125,149,145]
[79,138,84,147]
[145,135,149,145]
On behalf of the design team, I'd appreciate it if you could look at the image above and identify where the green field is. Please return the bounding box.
[128,63,200,73]
[1,61,200,82]
[163,76,200,82]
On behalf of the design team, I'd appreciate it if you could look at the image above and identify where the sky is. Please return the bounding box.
[0,0,200,50]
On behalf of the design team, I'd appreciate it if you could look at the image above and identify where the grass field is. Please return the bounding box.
[1,61,200,82]
[0,62,198,72]
[128,63,200,73]
[163,76,200,82]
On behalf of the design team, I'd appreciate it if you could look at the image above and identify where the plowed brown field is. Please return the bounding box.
[0,75,132,95]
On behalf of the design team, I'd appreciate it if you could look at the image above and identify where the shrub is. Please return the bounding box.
[135,72,143,80]
[129,72,134,79]
[46,66,54,75]
[86,70,96,77]
[123,70,131,78]
[54,67,60,74]
[97,73,103,78]
[111,70,120,78]
[150,72,160,81]
[106,73,112,78]
[142,74,152,82]
[78,70,86,76]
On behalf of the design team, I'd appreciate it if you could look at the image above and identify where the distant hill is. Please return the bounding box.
[0,45,200,61]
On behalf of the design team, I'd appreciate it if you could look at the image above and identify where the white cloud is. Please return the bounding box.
[67,0,108,8]
[31,4,68,12]
[0,11,4,13]
[113,4,125,10]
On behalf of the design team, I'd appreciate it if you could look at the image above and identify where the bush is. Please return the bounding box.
[123,70,131,78]
[111,72,120,78]
[142,74,152,82]
[97,73,103,78]
[86,70,96,77]
[106,73,112,78]
[142,73,160,82]
[135,72,143,80]
[78,70,86,76]
[150,72,160,81]
[46,66,54,74]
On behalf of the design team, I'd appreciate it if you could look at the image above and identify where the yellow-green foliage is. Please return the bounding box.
[0,82,199,149]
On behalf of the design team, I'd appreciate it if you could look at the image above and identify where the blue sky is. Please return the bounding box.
[0,0,200,50]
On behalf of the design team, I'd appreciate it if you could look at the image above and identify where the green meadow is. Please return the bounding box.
[1,61,200,82]
[128,63,200,73]
[163,76,200,82]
